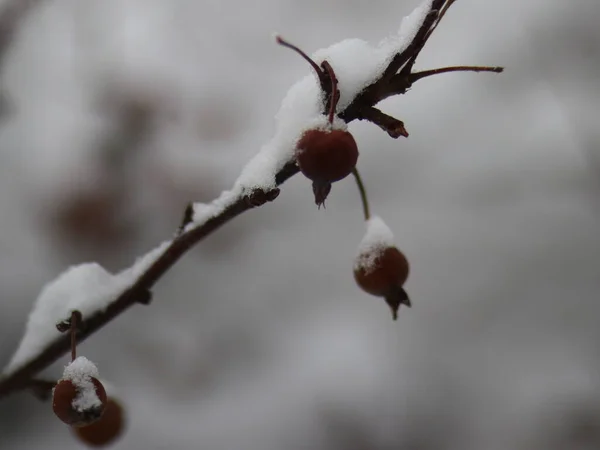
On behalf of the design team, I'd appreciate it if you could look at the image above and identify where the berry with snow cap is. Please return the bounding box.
[52,361,107,427]
[52,311,107,426]
[354,216,410,320]
[277,37,359,207]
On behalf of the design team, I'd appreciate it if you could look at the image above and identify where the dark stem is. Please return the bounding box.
[70,311,79,362]
[409,65,504,83]
[276,35,328,91]
[352,168,370,221]
[321,61,339,125]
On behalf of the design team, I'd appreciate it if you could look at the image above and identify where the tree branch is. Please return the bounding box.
[0,0,502,400]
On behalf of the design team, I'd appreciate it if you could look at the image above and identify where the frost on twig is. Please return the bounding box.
[0,0,502,398]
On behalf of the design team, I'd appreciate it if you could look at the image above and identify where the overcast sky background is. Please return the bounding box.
[0,0,599,449]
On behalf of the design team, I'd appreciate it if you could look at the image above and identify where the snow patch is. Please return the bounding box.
[61,356,103,412]
[355,216,395,272]
[189,189,240,229]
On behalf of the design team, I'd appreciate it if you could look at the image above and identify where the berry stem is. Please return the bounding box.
[321,61,339,125]
[409,65,503,83]
[275,35,327,88]
[70,311,81,362]
[352,167,370,221]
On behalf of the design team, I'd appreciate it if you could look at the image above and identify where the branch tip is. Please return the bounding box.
[276,35,326,84]
[409,65,505,83]
[360,107,409,139]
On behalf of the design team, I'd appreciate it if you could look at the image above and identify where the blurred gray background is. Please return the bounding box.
[0,0,599,449]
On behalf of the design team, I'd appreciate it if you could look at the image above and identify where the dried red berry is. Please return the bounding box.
[53,377,107,427]
[296,128,358,206]
[354,246,411,320]
[73,397,125,447]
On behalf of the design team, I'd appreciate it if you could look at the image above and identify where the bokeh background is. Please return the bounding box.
[0,0,599,448]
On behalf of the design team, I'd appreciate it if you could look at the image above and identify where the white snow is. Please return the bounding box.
[3,240,172,375]
[118,240,172,281]
[188,190,240,230]
[231,0,434,194]
[354,216,395,272]
[60,356,103,412]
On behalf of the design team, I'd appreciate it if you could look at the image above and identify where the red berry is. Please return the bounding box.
[354,246,409,296]
[53,378,107,427]
[275,36,360,207]
[73,398,125,447]
[296,129,358,206]
[354,246,411,320]
[296,129,358,183]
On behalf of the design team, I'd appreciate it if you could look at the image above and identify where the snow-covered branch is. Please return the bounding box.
[0,0,502,400]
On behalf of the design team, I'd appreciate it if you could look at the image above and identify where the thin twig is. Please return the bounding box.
[409,65,504,82]
[276,35,329,96]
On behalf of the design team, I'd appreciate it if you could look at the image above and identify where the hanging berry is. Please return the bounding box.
[354,216,410,320]
[52,357,108,427]
[277,37,359,207]
[52,311,107,426]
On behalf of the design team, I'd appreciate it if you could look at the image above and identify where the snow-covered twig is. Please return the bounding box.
[0,0,502,399]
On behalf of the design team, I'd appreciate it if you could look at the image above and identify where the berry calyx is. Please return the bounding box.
[73,397,125,447]
[354,217,411,320]
[277,36,359,207]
